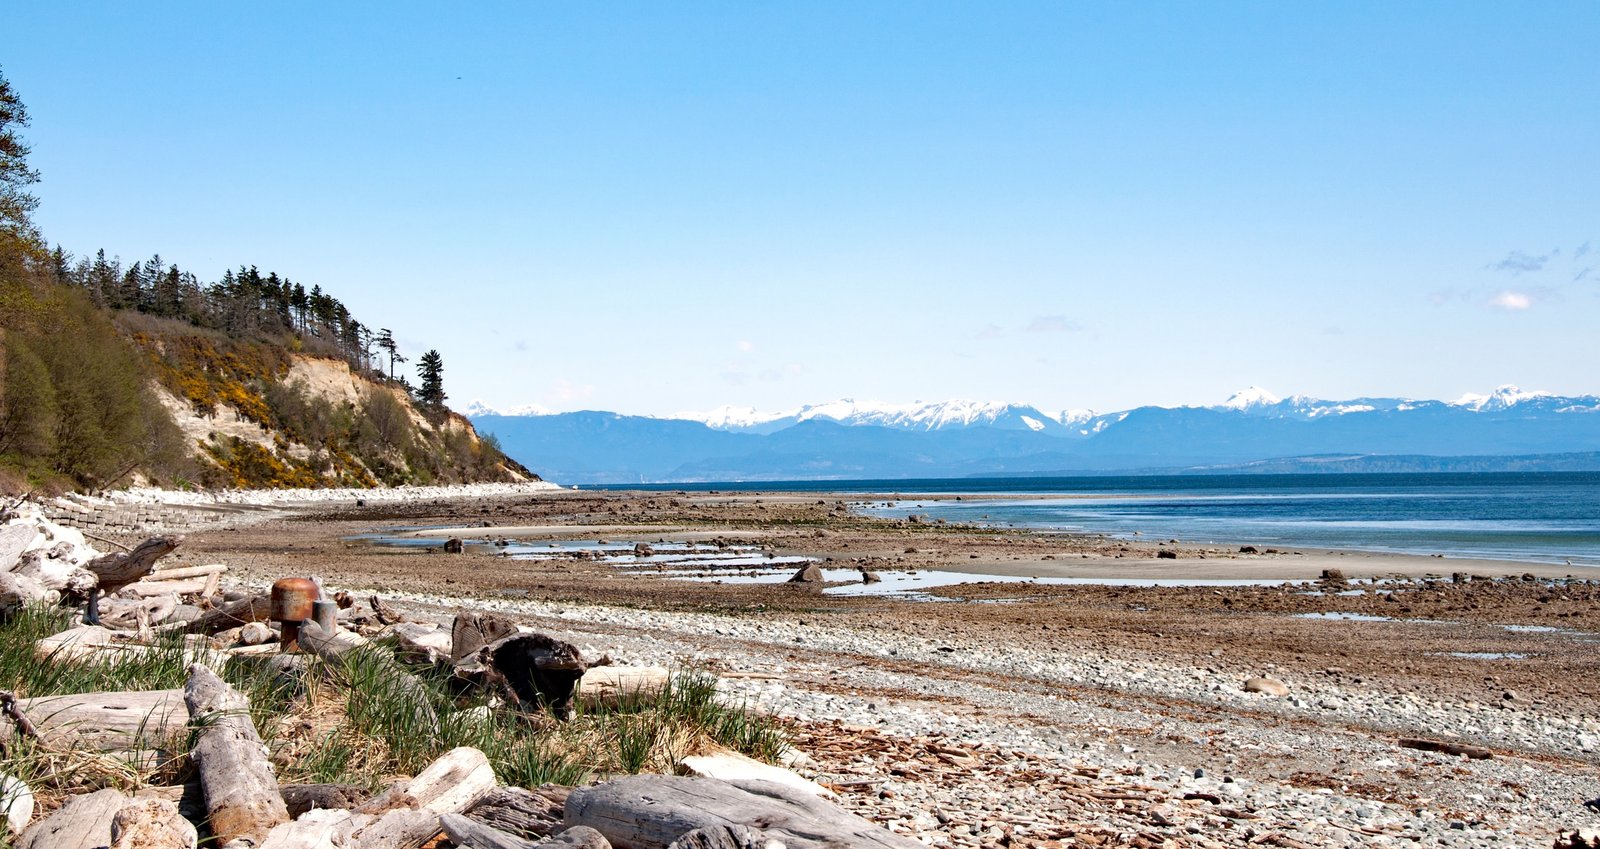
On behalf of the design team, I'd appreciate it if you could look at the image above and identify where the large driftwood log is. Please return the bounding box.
[298,620,441,738]
[184,663,290,846]
[181,592,271,634]
[110,797,198,849]
[17,787,128,849]
[577,666,669,708]
[17,688,188,751]
[84,536,182,624]
[564,776,924,849]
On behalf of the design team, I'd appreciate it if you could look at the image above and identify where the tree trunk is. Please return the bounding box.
[564,776,923,849]
[183,663,290,846]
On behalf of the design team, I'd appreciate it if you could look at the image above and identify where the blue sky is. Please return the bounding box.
[8,2,1598,416]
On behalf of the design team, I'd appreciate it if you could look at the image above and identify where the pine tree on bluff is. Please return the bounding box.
[1,66,44,266]
[416,349,445,410]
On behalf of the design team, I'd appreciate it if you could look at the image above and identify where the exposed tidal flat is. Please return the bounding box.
[93,483,1600,846]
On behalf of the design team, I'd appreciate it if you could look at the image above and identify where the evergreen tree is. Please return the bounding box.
[0,66,43,262]
[416,349,446,410]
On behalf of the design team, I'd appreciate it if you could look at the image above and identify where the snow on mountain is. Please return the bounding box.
[463,399,554,417]
[1218,386,1282,410]
[1448,385,1553,412]
[678,399,1066,433]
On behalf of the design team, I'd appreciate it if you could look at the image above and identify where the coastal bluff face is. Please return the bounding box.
[136,333,533,489]
[469,388,1600,483]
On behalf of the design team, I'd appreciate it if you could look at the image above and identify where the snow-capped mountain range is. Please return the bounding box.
[470,385,1600,434]
[465,386,1600,483]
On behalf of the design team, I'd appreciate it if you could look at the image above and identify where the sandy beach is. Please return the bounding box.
[90,485,1600,847]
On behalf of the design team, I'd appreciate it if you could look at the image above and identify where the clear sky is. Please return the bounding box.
[8,2,1598,416]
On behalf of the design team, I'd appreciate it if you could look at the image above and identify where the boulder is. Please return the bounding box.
[1243,676,1289,697]
[788,564,824,583]
[444,538,464,554]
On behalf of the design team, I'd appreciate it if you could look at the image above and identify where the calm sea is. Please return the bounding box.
[599,472,1600,567]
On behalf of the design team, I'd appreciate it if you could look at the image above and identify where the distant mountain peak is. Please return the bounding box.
[1449,384,1552,411]
[1219,386,1282,410]
[464,399,553,417]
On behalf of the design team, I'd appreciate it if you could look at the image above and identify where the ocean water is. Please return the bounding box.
[604,472,1600,568]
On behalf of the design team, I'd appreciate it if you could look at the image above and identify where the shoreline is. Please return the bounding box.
[165,486,1600,846]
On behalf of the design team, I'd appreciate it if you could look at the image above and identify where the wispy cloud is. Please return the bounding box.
[1429,288,1472,306]
[1486,250,1550,275]
[1487,290,1533,311]
[1576,267,1593,284]
[1026,315,1083,333]
[973,324,1004,340]
[736,340,754,353]
[1576,241,1592,261]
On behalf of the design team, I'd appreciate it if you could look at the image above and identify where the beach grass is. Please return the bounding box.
[0,603,788,839]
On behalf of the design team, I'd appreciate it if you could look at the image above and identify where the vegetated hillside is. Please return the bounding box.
[0,64,530,492]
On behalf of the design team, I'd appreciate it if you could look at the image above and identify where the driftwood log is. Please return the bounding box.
[181,592,271,634]
[280,783,373,818]
[357,746,497,816]
[16,787,128,849]
[16,688,188,751]
[84,536,182,625]
[462,785,565,840]
[183,663,290,845]
[577,666,669,708]
[1398,737,1492,759]
[564,776,924,849]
